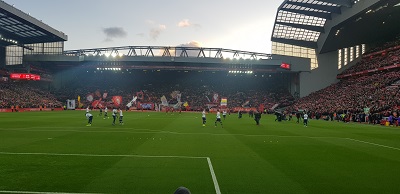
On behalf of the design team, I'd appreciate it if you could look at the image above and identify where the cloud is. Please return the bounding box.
[178,41,202,47]
[149,24,166,40]
[174,41,203,57]
[102,27,127,41]
[178,19,191,27]
[178,19,201,29]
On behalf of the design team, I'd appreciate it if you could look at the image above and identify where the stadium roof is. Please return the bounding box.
[0,1,67,47]
[271,0,353,49]
[272,0,400,53]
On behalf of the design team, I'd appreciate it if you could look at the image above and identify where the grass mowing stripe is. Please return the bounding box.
[2,112,400,193]
[0,191,101,194]
[207,157,221,194]
[0,152,207,159]
[3,128,400,152]
[0,152,220,193]
[0,127,352,138]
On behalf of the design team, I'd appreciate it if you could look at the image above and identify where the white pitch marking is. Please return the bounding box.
[207,157,221,194]
[345,138,400,151]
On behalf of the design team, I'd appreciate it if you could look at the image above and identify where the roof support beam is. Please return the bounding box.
[287,1,341,14]
[318,0,352,7]
[275,22,325,33]
[271,37,318,49]
[281,8,332,20]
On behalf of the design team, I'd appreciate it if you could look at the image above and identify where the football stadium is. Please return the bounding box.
[1,0,400,193]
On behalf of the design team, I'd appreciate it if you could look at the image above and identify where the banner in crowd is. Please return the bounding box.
[91,100,101,108]
[137,91,144,100]
[161,95,168,106]
[173,102,182,109]
[86,94,94,102]
[205,95,211,102]
[259,104,265,112]
[242,100,250,107]
[177,93,182,103]
[77,95,82,108]
[112,96,123,107]
[67,99,76,110]
[126,96,138,108]
[213,93,219,103]
[183,102,190,110]
[138,102,154,110]
[220,98,227,107]
[95,90,101,98]
[270,103,279,110]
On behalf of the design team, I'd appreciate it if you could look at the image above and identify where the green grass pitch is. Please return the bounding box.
[0,111,400,194]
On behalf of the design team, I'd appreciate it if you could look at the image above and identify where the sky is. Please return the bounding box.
[5,0,282,53]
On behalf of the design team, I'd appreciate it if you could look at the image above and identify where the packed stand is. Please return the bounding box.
[0,82,63,109]
[291,69,400,116]
[55,72,294,111]
[340,37,400,75]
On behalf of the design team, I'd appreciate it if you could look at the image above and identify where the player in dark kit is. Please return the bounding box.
[99,107,102,116]
[254,111,262,125]
[296,112,302,123]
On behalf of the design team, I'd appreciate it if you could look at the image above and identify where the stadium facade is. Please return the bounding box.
[0,0,399,98]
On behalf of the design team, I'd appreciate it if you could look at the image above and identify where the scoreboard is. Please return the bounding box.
[10,73,41,81]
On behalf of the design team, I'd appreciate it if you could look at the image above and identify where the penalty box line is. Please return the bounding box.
[0,152,221,194]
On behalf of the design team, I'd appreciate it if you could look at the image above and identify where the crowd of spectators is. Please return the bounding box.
[44,70,296,111]
[339,40,400,75]
[364,37,400,54]
[67,82,294,111]
[291,69,400,116]
[0,82,62,109]
[290,37,400,119]
[339,47,400,75]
